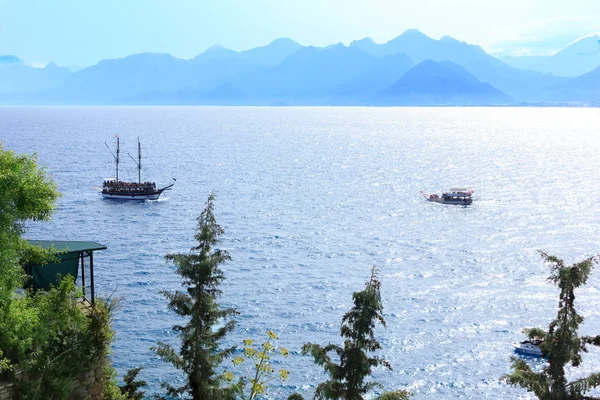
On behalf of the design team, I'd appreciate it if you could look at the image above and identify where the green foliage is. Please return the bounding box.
[120,367,147,400]
[104,365,128,400]
[302,266,410,400]
[503,251,600,400]
[15,276,115,400]
[0,144,60,373]
[152,193,238,399]
[375,390,412,400]
[0,144,118,399]
[0,144,59,294]
[0,349,11,374]
[224,331,290,400]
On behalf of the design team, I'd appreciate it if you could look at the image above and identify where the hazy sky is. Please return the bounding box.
[1,0,599,66]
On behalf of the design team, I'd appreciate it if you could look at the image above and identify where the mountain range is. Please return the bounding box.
[2,30,600,106]
[498,34,600,78]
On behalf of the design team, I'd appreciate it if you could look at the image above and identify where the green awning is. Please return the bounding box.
[27,240,107,253]
[30,253,80,290]
[25,240,107,292]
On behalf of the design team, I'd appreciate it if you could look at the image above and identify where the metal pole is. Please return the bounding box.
[90,251,95,306]
[81,252,86,300]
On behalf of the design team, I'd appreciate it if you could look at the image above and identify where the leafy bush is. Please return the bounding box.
[0,144,59,374]
[0,144,118,399]
[15,276,115,400]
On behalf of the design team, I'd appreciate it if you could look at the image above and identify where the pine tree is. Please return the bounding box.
[120,367,147,400]
[302,266,410,400]
[153,193,238,400]
[503,251,600,400]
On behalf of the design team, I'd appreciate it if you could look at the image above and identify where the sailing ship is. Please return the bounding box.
[102,136,174,200]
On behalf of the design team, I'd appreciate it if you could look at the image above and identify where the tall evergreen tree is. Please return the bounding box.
[153,193,237,400]
[302,266,410,400]
[504,251,600,400]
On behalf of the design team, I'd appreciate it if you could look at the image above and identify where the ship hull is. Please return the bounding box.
[101,190,163,200]
[428,197,473,205]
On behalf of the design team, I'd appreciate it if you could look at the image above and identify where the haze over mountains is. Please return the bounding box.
[498,34,600,78]
[2,30,600,106]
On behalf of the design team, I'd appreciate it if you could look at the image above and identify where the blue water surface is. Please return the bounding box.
[3,106,600,399]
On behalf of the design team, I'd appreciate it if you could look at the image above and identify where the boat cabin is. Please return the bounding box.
[23,240,107,305]
[447,187,473,195]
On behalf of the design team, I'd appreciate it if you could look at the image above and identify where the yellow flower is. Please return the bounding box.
[232,356,245,366]
[267,330,278,340]
[222,371,235,382]
[279,369,290,381]
[254,382,265,394]
[280,347,289,357]
[264,342,274,352]
[243,339,254,346]
[260,362,273,373]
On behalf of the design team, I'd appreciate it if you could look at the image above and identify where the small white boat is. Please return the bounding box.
[421,187,473,205]
[513,338,543,357]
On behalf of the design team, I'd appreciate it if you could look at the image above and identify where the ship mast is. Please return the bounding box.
[116,136,120,182]
[137,138,142,184]
[128,137,143,184]
[104,135,120,182]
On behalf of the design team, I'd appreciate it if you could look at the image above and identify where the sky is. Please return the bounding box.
[1,0,599,67]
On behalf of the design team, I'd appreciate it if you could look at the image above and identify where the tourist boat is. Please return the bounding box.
[421,187,473,205]
[101,136,174,200]
[513,337,543,357]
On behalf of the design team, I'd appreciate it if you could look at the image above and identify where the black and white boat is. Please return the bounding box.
[101,136,174,201]
[421,187,473,205]
[513,337,543,357]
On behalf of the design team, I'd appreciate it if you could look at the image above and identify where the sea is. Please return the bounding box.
[3,106,600,399]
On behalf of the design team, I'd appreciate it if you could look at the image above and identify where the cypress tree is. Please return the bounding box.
[504,251,600,400]
[153,193,237,399]
[302,266,410,400]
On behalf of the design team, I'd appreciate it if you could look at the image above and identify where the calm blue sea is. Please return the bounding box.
[3,106,600,399]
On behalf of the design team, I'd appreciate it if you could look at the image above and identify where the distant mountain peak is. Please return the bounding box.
[350,37,376,46]
[0,55,23,65]
[564,32,600,47]
[193,45,238,62]
[440,35,459,43]
[556,32,600,57]
[238,37,304,66]
[401,29,428,38]
[385,59,513,105]
[385,29,432,46]
[268,37,301,46]
[205,44,231,52]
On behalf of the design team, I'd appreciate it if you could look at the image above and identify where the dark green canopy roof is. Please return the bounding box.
[27,240,107,253]
[24,240,106,303]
